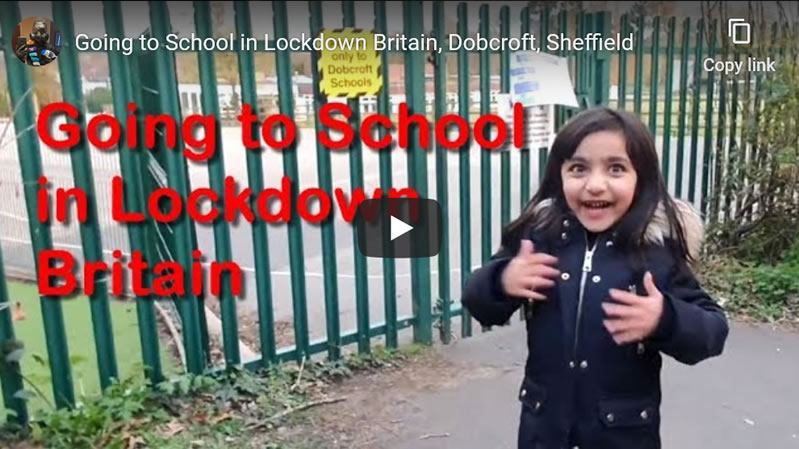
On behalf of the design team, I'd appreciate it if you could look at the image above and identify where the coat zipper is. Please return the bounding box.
[572,233,599,358]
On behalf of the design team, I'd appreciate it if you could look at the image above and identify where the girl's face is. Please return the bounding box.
[561,130,637,233]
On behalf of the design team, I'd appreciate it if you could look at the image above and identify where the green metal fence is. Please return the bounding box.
[0,0,793,425]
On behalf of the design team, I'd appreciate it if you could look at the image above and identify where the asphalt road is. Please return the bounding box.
[379,320,799,449]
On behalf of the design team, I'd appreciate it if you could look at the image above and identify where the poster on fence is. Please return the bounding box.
[496,94,555,151]
[318,28,383,98]
[510,51,578,108]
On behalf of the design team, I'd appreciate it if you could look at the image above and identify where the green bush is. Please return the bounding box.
[85,87,112,114]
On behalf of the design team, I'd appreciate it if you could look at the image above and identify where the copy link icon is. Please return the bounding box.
[728,19,751,45]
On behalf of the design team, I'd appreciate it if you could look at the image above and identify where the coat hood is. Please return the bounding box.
[644,198,705,262]
[529,197,705,261]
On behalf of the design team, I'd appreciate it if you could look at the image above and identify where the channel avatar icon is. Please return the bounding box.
[12,17,61,67]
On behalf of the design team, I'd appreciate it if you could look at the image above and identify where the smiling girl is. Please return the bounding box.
[462,107,729,449]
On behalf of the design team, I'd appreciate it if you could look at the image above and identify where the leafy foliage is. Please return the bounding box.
[5,344,425,449]
[705,40,799,263]
[699,239,799,323]
[84,87,113,113]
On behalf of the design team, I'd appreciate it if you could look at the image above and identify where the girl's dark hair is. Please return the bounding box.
[501,107,692,265]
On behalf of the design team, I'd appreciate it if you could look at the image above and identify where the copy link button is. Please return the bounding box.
[355,197,442,258]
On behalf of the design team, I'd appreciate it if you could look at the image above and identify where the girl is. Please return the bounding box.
[462,107,729,449]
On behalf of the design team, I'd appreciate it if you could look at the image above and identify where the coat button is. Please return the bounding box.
[592,275,601,283]
[561,272,570,281]
[563,219,570,228]
[641,410,649,420]
[579,360,588,369]
[606,240,614,247]
[569,360,576,369]
[606,413,615,423]
[561,232,568,240]
[637,342,646,355]
[520,388,527,397]
[535,401,541,411]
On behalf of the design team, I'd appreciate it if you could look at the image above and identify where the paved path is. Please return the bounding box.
[378,321,799,449]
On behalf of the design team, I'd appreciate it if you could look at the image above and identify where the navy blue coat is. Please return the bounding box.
[462,201,729,449]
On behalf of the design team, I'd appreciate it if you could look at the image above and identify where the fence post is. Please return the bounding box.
[232,0,277,366]
[648,16,661,135]
[519,7,531,209]
[500,6,511,230]
[147,0,206,375]
[594,11,612,107]
[675,17,691,199]
[662,17,677,183]
[272,0,311,362]
[701,20,718,215]
[341,0,372,353]
[0,248,28,424]
[373,1,398,350]
[101,0,164,384]
[0,1,75,409]
[457,2,473,339]
[433,1,452,344]
[618,14,629,110]
[404,1,433,345]
[192,1,241,367]
[309,0,343,359]
[479,4,491,274]
[51,0,119,391]
[688,18,705,205]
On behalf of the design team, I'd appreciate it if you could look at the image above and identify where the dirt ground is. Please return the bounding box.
[270,344,504,449]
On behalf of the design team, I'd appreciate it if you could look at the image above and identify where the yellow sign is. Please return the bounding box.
[318,28,382,98]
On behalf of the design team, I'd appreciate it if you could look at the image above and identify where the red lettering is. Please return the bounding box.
[224,177,254,222]
[130,251,151,296]
[188,188,219,223]
[255,176,291,223]
[192,250,203,297]
[435,114,469,149]
[87,114,121,150]
[360,114,393,149]
[238,104,261,150]
[144,114,177,149]
[38,176,49,223]
[112,176,145,222]
[56,187,88,223]
[262,114,296,150]
[335,187,383,222]
[112,250,123,296]
[211,262,242,297]
[474,114,507,150]
[183,114,217,161]
[148,188,182,222]
[297,188,331,223]
[398,103,430,149]
[37,102,80,150]
[126,103,139,149]
[389,187,419,199]
[152,262,183,296]
[513,102,524,149]
[318,103,354,149]
[38,250,76,296]
[83,260,108,296]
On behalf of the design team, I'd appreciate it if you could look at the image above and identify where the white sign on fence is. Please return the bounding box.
[496,94,555,151]
[510,51,578,108]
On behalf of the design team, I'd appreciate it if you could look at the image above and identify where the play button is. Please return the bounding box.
[390,216,413,241]
[355,197,442,258]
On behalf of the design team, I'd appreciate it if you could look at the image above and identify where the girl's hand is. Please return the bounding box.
[500,240,560,301]
[602,271,664,345]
